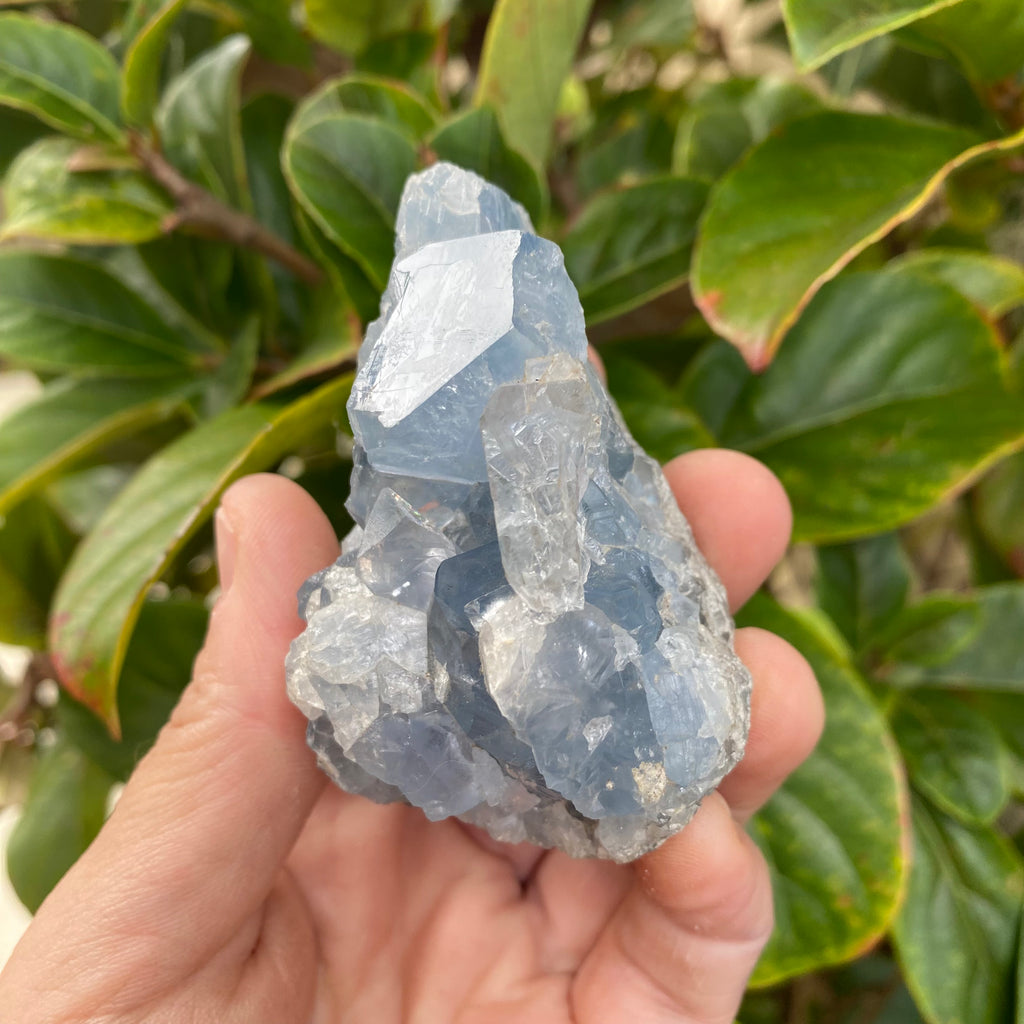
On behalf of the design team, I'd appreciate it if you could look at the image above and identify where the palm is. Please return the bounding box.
[293,792,623,1023]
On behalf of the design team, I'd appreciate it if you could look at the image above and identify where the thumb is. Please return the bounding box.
[5,474,339,990]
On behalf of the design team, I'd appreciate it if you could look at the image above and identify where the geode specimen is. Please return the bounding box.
[286,163,751,862]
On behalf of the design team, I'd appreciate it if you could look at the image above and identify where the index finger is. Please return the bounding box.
[663,448,792,611]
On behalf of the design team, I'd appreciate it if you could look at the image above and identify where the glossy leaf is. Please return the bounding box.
[1,136,170,244]
[0,377,190,516]
[914,0,1024,82]
[781,0,967,70]
[871,595,981,670]
[816,534,911,653]
[293,205,381,322]
[0,13,121,140]
[156,35,252,209]
[739,595,907,986]
[893,796,1023,1024]
[475,0,593,167]
[563,177,708,325]
[975,451,1024,576]
[891,690,1011,824]
[0,251,216,377]
[6,740,112,912]
[0,497,76,648]
[429,106,548,225]
[283,102,417,290]
[295,75,437,142]
[120,0,188,127]
[721,272,1024,541]
[889,249,1024,317]
[882,584,1024,692]
[690,112,1024,367]
[60,599,209,780]
[50,373,354,730]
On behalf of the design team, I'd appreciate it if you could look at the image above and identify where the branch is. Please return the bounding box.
[0,652,56,741]
[130,135,324,287]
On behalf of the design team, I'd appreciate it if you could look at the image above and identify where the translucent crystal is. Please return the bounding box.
[287,163,752,862]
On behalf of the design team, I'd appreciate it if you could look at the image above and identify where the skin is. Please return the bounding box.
[0,451,823,1024]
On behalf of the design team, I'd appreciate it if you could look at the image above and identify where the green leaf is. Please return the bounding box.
[295,74,438,141]
[721,271,1024,541]
[0,377,189,516]
[475,0,593,167]
[156,34,252,209]
[1,136,170,244]
[604,358,714,463]
[0,251,217,378]
[872,595,981,670]
[120,0,189,128]
[881,584,1024,692]
[738,594,907,986]
[888,248,1024,318]
[975,451,1024,575]
[49,373,354,731]
[60,599,208,780]
[690,112,1024,368]
[563,176,708,325]
[202,319,260,416]
[913,0,1024,82]
[429,106,548,225]
[854,38,997,131]
[0,497,76,648]
[293,205,381,322]
[672,78,824,181]
[283,103,416,290]
[893,795,1023,1024]
[251,287,361,398]
[892,690,1011,825]
[673,105,752,181]
[816,534,911,652]
[781,0,967,71]
[304,0,419,55]
[677,339,749,438]
[0,13,122,140]
[7,740,112,912]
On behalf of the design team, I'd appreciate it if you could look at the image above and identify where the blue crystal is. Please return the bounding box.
[286,163,751,861]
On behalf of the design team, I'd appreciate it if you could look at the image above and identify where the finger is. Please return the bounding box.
[663,449,792,610]
[572,794,773,1024]
[718,628,824,822]
[12,475,338,987]
[588,345,607,383]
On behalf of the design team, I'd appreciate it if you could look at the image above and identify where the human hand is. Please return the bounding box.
[0,452,822,1024]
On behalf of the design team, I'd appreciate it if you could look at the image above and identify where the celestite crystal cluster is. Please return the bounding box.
[285,164,751,861]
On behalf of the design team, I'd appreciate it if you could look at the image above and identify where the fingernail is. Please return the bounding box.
[214,507,238,594]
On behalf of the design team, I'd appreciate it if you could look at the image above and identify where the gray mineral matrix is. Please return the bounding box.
[286,163,751,862]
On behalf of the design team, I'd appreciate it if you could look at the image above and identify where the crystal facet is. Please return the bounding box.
[286,163,752,862]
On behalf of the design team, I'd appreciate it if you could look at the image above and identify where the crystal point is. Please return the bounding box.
[287,163,751,861]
